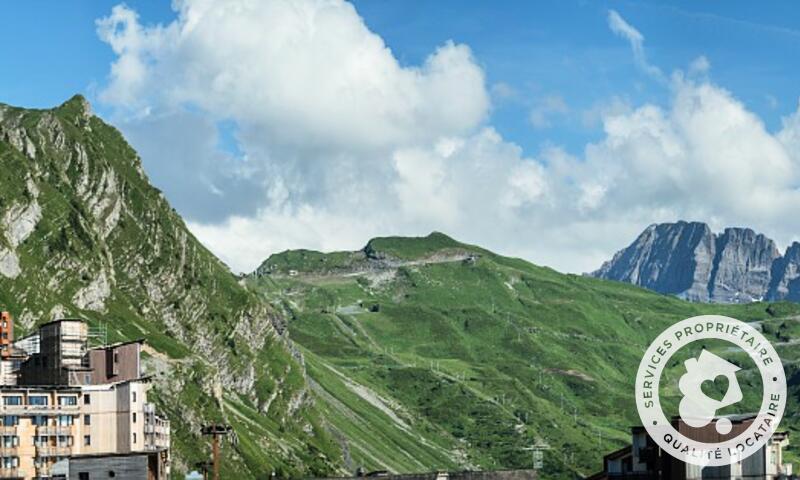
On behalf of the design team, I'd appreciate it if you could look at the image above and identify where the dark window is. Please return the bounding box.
[84,414,91,426]
[84,394,90,405]
[132,392,137,403]
[84,435,91,446]
[79,473,89,480]
[132,412,136,423]
[3,396,21,406]
[108,472,116,478]
[2,416,18,426]
[28,396,48,406]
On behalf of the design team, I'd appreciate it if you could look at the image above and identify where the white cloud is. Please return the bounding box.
[97,1,800,275]
[97,1,488,151]
[607,10,665,81]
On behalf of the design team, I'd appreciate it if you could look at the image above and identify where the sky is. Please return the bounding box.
[2,1,800,274]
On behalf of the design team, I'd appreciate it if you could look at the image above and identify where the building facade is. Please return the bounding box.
[0,316,170,480]
[589,415,792,479]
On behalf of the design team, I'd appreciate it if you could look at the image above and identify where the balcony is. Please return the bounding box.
[0,446,17,456]
[0,426,16,435]
[36,425,73,436]
[0,403,79,416]
[0,467,20,478]
[36,445,72,457]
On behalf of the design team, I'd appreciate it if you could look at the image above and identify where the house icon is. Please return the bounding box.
[678,349,742,433]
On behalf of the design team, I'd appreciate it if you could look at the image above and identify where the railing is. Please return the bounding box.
[0,446,18,456]
[0,426,16,435]
[1,404,79,416]
[0,467,19,478]
[36,445,72,457]
[36,425,73,436]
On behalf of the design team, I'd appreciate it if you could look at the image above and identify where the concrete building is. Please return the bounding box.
[589,414,792,479]
[1,312,13,360]
[57,449,168,479]
[0,317,170,479]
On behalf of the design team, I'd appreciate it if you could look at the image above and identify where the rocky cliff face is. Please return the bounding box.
[0,96,342,477]
[591,221,800,303]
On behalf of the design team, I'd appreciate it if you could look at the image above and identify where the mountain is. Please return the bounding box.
[248,232,800,477]
[4,96,799,479]
[590,221,800,303]
[0,96,344,478]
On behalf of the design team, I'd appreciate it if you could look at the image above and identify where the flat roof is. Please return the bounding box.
[89,339,145,351]
[68,448,168,460]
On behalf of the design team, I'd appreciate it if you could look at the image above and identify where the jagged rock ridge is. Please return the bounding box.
[591,221,800,303]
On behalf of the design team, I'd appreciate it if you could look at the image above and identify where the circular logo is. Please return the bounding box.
[635,315,786,467]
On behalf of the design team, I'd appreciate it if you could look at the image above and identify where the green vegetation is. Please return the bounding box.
[0,97,343,479]
[3,95,799,479]
[249,233,800,478]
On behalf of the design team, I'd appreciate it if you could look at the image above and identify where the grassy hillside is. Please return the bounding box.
[249,233,800,478]
[0,97,344,478]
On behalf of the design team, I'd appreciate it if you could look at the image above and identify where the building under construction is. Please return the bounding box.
[0,312,170,479]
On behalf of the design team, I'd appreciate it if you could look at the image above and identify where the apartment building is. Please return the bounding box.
[589,414,791,479]
[0,315,170,479]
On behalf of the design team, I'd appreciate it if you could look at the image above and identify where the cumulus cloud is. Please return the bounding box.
[96,1,800,274]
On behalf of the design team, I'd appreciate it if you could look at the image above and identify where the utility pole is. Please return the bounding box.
[195,461,213,480]
[202,424,232,480]
[523,442,550,472]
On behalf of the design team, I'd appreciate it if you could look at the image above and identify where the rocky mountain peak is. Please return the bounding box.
[592,222,798,303]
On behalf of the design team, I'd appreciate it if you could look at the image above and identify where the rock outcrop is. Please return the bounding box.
[592,221,797,303]
[0,95,342,477]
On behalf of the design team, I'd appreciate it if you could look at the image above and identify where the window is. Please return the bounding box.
[58,396,77,406]
[57,415,73,426]
[83,435,91,446]
[83,394,90,405]
[2,396,21,406]
[84,415,91,426]
[31,415,47,426]
[114,351,119,363]
[79,472,89,480]
[1,456,19,468]
[1,416,18,427]
[28,396,48,406]
[132,391,137,403]
[132,432,137,444]
[1,436,18,448]
[132,412,136,423]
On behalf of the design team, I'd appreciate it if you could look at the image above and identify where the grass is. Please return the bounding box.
[250,236,800,478]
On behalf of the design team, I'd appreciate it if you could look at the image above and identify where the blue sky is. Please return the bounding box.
[3,1,800,273]
[2,1,798,155]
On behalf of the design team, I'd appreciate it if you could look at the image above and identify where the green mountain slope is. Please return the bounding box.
[0,97,344,478]
[248,233,800,478]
